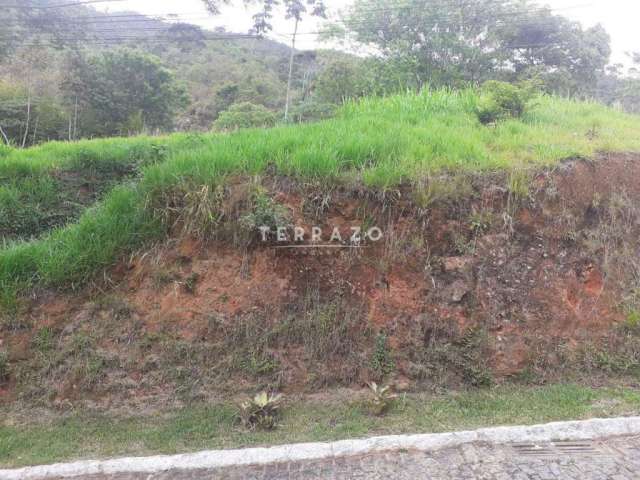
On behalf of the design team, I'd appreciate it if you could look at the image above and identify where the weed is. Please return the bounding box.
[413,174,474,209]
[183,272,200,294]
[239,187,291,243]
[0,350,8,383]
[219,295,366,386]
[302,191,332,220]
[469,208,494,234]
[237,391,284,431]
[0,293,29,332]
[409,318,493,388]
[94,295,133,321]
[160,183,224,240]
[32,328,55,352]
[371,333,395,379]
[241,351,280,377]
[367,382,398,416]
[625,311,640,332]
[151,269,179,288]
[456,328,494,387]
[507,169,532,202]
[276,294,365,361]
[587,121,601,140]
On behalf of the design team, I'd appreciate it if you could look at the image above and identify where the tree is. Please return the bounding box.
[201,0,326,120]
[503,9,611,96]
[337,0,612,97]
[61,49,189,137]
[630,52,640,79]
[0,46,63,147]
[0,80,67,147]
[338,0,515,88]
[313,55,366,104]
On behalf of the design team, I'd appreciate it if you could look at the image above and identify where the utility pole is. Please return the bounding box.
[284,16,299,122]
[21,88,31,148]
[73,95,79,140]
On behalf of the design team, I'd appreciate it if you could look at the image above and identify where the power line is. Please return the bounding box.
[286,2,593,36]
[0,0,125,9]
[14,35,260,48]
[0,0,596,51]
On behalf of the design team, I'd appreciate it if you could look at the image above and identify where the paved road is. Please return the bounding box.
[51,435,640,480]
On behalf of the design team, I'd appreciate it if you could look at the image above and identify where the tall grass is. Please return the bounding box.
[1,89,640,295]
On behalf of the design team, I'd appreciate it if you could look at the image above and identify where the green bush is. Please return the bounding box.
[290,100,337,123]
[371,333,395,378]
[239,188,291,239]
[213,102,277,131]
[476,81,536,124]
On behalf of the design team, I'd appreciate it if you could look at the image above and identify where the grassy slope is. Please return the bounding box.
[1,90,640,298]
[1,384,639,468]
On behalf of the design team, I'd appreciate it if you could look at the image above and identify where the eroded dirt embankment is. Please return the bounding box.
[2,153,640,409]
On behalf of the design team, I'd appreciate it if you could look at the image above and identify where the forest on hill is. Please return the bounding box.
[1,0,639,148]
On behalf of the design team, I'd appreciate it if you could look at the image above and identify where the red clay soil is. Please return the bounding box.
[2,153,640,407]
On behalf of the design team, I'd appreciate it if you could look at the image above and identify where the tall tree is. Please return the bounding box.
[338,0,515,88]
[502,7,611,96]
[337,0,612,95]
[61,49,189,137]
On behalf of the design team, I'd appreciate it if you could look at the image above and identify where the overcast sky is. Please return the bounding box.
[97,0,639,66]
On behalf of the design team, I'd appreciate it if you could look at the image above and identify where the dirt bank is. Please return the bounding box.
[2,153,640,410]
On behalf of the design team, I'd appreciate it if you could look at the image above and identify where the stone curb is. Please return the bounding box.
[2,416,639,480]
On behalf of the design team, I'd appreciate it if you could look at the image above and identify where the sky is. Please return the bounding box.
[96,0,639,66]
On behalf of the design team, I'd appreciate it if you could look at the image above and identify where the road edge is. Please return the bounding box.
[2,416,640,479]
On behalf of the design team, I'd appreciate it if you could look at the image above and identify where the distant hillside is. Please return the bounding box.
[0,3,328,140]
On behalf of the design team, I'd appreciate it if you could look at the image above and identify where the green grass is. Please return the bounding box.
[1,89,639,296]
[1,384,639,468]
[0,134,207,242]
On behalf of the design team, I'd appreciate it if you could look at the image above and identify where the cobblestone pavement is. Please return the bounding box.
[52,435,640,480]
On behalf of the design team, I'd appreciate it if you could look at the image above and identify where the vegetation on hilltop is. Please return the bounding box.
[1,90,639,300]
[1,0,640,148]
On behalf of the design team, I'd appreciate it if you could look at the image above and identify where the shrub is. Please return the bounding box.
[213,102,277,131]
[290,100,337,123]
[624,310,640,334]
[371,333,395,378]
[239,187,291,241]
[476,81,536,124]
[237,391,284,430]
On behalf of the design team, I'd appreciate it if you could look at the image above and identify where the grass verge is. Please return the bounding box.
[1,384,639,468]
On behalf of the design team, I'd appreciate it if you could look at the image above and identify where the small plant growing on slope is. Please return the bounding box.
[371,333,395,379]
[238,391,284,430]
[367,382,398,416]
[475,80,537,125]
[0,350,9,384]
